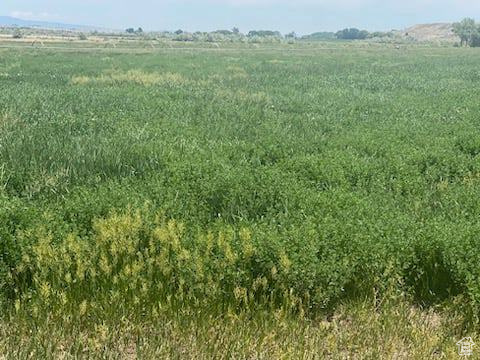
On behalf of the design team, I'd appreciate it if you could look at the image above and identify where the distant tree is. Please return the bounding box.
[301,32,336,41]
[453,18,477,46]
[471,27,480,47]
[136,27,143,34]
[174,29,184,35]
[78,33,88,41]
[232,27,240,34]
[359,30,369,39]
[206,33,215,42]
[247,30,282,37]
[370,31,393,39]
[336,28,369,40]
[285,31,297,39]
[173,32,194,42]
[126,28,135,34]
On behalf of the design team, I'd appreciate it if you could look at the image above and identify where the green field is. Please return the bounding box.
[2,43,480,358]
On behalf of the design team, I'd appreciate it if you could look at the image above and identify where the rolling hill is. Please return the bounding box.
[403,23,456,42]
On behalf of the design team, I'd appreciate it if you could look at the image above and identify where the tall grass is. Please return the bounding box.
[1,44,480,355]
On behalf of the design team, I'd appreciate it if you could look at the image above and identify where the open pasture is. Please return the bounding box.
[1,43,480,357]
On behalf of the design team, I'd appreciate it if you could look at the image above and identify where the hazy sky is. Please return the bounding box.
[2,0,479,34]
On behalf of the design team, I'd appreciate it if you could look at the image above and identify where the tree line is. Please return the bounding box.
[124,26,396,42]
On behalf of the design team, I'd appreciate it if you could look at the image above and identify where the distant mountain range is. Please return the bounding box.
[0,16,111,32]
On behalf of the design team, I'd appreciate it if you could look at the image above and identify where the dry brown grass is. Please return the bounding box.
[71,70,189,86]
[0,112,22,131]
[0,300,473,359]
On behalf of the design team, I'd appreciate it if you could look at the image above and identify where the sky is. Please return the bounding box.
[2,0,480,34]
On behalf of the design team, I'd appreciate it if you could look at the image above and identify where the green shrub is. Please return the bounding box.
[12,30,23,39]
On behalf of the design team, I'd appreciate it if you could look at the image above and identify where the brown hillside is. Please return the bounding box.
[403,23,456,42]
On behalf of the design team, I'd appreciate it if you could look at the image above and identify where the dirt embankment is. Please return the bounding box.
[403,23,456,42]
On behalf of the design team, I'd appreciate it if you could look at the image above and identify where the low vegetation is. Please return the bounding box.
[11,29,23,39]
[1,42,480,356]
